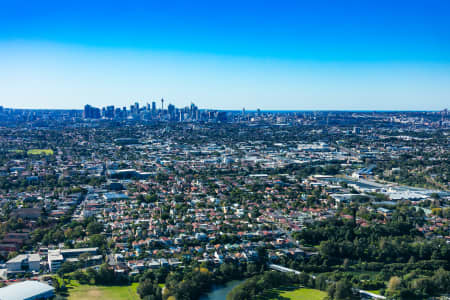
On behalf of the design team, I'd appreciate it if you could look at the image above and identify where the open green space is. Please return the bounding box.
[27,149,54,155]
[66,281,139,300]
[261,287,327,300]
[366,290,382,295]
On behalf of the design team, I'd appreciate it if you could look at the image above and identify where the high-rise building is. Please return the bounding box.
[83,105,90,118]
[152,101,156,113]
[83,105,101,119]
[115,107,122,118]
[168,104,175,119]
[106,106,115,119]
[217,111,227,122]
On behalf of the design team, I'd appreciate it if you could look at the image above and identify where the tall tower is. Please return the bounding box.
[161,98,164,111]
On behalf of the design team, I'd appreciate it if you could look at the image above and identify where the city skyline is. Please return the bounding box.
[1,0,450,110]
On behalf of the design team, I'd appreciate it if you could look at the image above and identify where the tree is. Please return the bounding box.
[410,278,434,297]
[334,279,353,300]
[96,264,115,285]
[72,269,89,284]
[387,276,402,296]
[7,251,18,260]
[57,261,78,278]
[315,273,328,291]
[432,268,450,293]
[87,221,103,235]
[137,279,162,300]
[88,234,107,248]
[86,268,97,284]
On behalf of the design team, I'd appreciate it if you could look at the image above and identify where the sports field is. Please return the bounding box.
[67,282,139,300]
[27,149,54,155]
[262,287,327,300]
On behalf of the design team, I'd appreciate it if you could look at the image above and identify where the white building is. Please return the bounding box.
[0,280,54,300]
[5,253,40,273]
[48,247,98,272]
[47,250,64,273]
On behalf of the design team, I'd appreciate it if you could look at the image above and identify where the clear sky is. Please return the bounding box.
[1,0,449,110]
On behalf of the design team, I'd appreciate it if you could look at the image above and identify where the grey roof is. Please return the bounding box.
[60,247,98,254]
[6,253,40,264]
[0,281,54,300]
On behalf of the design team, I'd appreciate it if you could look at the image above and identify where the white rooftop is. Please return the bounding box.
[0,281,54,300]
[6,253,40,264]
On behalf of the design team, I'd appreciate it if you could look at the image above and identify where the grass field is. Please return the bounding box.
[67,281,139,300]
[279,288,327,300]
[261,287,327,300]
[27,149,54,155]
[366,290,382,295]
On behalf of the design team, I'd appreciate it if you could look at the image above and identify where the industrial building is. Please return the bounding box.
[6,253,40,273]
[0,281,54,300]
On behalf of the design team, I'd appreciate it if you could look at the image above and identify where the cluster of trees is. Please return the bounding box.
[289,215,450,298]
[385,268,450,299]
[227,270,357,300]
[61,263,129,286]
[136,193,158,204]
[136,261,256,300]
[227,271,303,300]
[326,279,356,300]
[164,267,215,300]
[137,279,162,300]
[28,217,105,249]
[293,215,449,265]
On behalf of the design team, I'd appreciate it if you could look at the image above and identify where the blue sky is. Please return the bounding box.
[1,0,449,110]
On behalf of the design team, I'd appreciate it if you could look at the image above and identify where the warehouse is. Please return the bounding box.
[0,281,54,300]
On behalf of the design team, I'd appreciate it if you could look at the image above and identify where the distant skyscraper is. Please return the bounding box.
[83,105,90,118]
[152,101,156,113]
[115,107,122,118]
[190,103,198,120]
[106,106,115,118]
[161,98,164,110]
[168,104,175,119]
[217,111,227,122]
[83,104,101,119]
